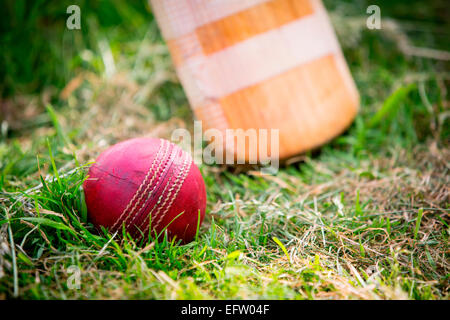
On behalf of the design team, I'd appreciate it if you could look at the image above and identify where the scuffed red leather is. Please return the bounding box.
[83,137,207,244]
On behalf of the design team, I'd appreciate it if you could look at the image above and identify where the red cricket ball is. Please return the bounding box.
[83,137,207,243]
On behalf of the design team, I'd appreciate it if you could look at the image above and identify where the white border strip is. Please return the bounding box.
[176,8,340,107]
[150,0,270,40]
[311,0,360,105]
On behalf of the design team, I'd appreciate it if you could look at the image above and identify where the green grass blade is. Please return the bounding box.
[20,217,76,235]
[46,138,62,188]
[46,104,71,146]
[368,83,416,128]
[273,236,290,263]
[414,208,424,241]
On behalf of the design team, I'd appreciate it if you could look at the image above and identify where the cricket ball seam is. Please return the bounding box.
[131,154,179,237]
[150,153,188,226]
[110,139,164,231]
[119,140,173,231]
[133,150,188,238]
[137,151,192,241]
[123,140,176,231]
[151,153,192,232]
[110,139,169,232]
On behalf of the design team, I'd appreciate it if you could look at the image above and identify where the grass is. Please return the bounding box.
[0,0,449,299]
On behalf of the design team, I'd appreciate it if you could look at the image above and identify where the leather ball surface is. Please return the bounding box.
[83,137,207,243]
